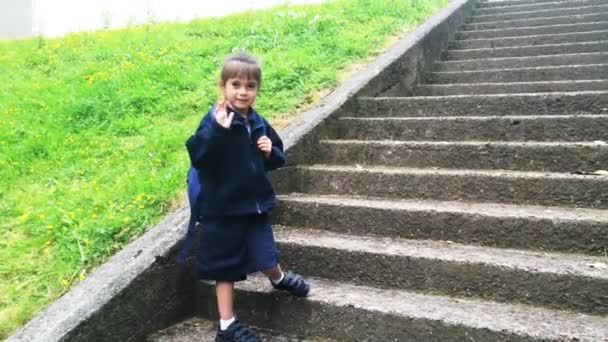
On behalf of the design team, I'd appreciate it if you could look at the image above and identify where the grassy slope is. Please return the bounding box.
[0,0,446,337]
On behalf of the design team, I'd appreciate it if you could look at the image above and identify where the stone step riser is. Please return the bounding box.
[334,115,608,141]
[436,53,608,71]
[415,80,608,95]
[197,284,535,342]
[451,31,608,49]
[475,0,608,15]
[478,0,591,8]
[273,167,608,208]
[468,5,608,23]
[427,65,608,84]
[275,238,608,315]
[355,93,608,117]
[314,141,608,173]
[463,13,608,30]
[273,199,608,256]
[457,21,608,39]
[445,41,608,60]
[147,318,334,342]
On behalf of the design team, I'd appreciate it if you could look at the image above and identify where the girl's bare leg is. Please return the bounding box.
[216,281,235,320]
[262,264,283,281]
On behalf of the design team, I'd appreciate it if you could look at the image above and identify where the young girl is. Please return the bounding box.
[186,52,310,342]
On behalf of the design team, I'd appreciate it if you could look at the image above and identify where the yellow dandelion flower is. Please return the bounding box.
[91,214,97,219]
[83,238,90,245]
[79,273,86,280]
[47,225,54,230]
[123,217,130,223]
[61,279,69,286]
[43,248,50,254]
[39,214,46,219]
[18,212,30,222]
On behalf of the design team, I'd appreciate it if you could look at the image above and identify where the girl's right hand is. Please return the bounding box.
[214,100,234,128]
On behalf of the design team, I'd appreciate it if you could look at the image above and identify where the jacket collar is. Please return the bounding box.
[231,106,264,128]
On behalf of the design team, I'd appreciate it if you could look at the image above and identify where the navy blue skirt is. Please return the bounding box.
[196,213,280,282]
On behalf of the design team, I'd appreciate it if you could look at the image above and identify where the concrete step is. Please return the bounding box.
[450,30,608,49]
[426,64,608,84]
[355,92,608,117]
[445,41,608,60]
[314,140,608,173]
[274,193,608,256]
[416,80,608,95]
[457,21,608,40]
[437,53,608,71]
[334,114,608,141]
[468,4,608,23]
[273,165,608,208]
[273,227,608,315]
[147,317,335,341]
[197,276,608,341]
[463,13,608,30]
[474,0,608,15]
[478,0,594,8]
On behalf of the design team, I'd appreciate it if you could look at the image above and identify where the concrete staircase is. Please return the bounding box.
[150,0,608,340]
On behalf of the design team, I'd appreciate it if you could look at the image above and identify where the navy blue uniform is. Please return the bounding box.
[185,106,285,281]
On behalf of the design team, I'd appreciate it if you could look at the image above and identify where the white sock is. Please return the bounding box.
[220,316,236,331]
[271,271,284,285]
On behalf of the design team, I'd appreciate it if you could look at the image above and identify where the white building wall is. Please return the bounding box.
[0,0,33,38]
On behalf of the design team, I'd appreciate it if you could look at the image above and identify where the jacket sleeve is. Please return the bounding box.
[264,121,286,171]
[185,110,230,169]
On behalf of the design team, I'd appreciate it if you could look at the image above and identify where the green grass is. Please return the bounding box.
[0,0,447,337]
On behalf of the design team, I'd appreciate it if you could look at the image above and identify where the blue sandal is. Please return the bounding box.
[271,271,310,297]
[216,320,260,342]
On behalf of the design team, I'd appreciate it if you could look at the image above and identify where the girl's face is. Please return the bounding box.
[221,76,259,115]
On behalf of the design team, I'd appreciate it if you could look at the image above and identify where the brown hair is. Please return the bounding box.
[220,52,262,87]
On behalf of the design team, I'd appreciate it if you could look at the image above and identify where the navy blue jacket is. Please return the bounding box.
[185,106,285,217]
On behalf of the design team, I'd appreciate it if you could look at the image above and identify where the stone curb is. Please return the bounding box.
[7,208,192,342]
